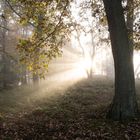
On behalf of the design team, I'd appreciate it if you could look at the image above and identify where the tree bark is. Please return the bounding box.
[1,1,7,88]
[103,0,138,120]
[32,13,43,84]
[127,0,134,56]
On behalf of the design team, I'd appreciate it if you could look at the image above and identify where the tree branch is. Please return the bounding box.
[5,0,36,28]
[0,25,10,31]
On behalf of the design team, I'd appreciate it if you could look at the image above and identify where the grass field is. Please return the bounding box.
[0,77,140,139]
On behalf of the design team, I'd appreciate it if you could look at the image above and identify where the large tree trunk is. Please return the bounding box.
[127,0,134,56]
[103,0,138,120]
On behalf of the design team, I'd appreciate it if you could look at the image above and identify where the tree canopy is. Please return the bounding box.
[6,0,72,77]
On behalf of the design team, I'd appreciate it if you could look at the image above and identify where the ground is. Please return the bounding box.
[0,76,140,139]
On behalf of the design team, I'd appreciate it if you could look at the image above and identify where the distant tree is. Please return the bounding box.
[0,0,33,87]
[72,0,107,78]
[0,0,8,88]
